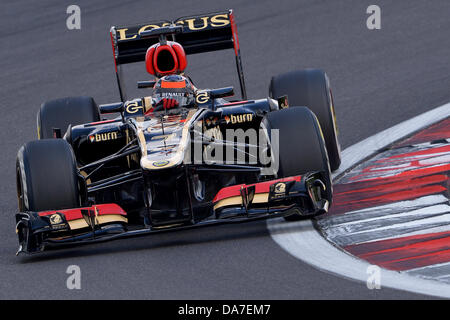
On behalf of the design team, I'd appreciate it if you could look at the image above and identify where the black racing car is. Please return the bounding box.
[15,10,341,254]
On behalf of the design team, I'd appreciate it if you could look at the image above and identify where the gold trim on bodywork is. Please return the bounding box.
[143,97,153,113]
[138,109,198,170]
[67,214,128,230]
[97,214,128,225]
[79,170,92,185]
[68,219,89,230]
[213,193,269,210]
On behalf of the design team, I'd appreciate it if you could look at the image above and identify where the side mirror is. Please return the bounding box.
[210,87,234,99]
[137,80,156,89]
[98,102,124,114]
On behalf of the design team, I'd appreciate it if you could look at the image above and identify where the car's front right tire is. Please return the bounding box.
[269,69,341,171]
[37,96,100,139]
[262,107,332,221]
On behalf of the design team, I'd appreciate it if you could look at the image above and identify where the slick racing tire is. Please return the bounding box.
[269,69,341,171]
[262,107,331,221]
[16,139,80,212]
[37,96,100,139]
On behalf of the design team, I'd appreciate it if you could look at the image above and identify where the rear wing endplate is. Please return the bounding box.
[110,10,246,101]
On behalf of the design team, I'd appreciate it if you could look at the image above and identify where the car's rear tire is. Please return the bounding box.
[269,69,341,171]
[16,139,80,212]
[262,107,331,221]
[37,96,100,139]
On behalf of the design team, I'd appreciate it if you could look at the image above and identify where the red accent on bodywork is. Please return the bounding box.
[222,100,249,106]
[85,119,119,126]
[110,31,118,73]
[39,204,127,221]
[229,11,240,56]
[213,176,302,203]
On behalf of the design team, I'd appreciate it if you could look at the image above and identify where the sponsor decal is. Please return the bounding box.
[116,13,230,41]
[160,92,185,97]
[50,213,62,224]
[204,117,219,127]
[269,182,286,201]
[269,181,289,200]
[274,182,286,194]
[224,113,253,124]
[48,213,68,231]
[125,102,144,114]
[153,160,169,167]
[89,131,119,143]
[195,91,210,105]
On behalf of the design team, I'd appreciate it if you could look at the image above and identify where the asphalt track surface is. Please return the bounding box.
[1,0,449,299]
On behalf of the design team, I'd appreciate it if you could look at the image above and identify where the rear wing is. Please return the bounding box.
[110,9,247,101]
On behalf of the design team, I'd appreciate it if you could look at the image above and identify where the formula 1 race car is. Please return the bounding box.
[15,10,341,254]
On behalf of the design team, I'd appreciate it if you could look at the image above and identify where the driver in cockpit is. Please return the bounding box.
[143,40,196,115]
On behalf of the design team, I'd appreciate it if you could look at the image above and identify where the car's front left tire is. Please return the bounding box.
[16,139,80,212]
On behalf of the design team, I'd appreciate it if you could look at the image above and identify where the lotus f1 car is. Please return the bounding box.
[15,10,341,254]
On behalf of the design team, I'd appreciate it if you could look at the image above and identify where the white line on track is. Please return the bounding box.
[267,102,450,298]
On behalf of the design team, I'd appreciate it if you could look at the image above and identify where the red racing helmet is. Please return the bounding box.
[145,41,187,77]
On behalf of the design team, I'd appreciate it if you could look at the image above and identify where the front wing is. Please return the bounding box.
[15,173,330,255]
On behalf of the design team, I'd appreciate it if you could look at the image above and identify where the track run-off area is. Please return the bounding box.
[269,102,450,298]
[2,1,450,299]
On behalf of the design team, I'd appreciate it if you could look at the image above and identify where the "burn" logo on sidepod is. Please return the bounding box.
[89,132,118,143]
[224,114,253,124]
